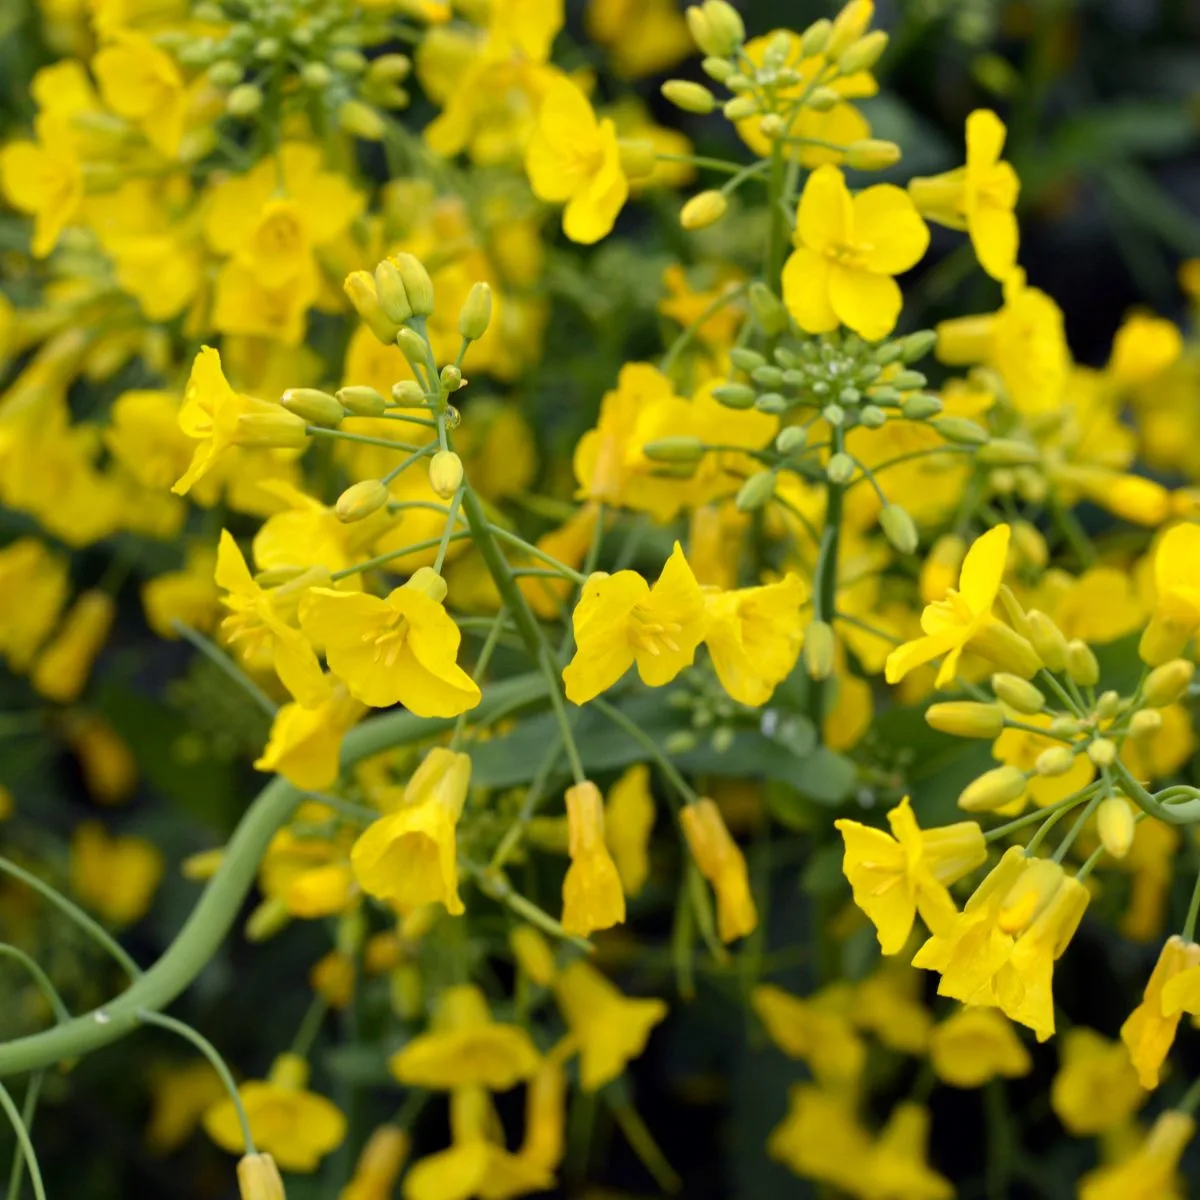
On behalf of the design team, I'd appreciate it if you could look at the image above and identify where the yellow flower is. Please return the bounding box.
[142,544,220,640]
[389,984,541,1091]
[351,747,472,916]
[703,574,807,707]
[92,31,186,157]
[553,960,667,1091]
[254,684,366,791]
[834,796,987,954]
[300,571,481,716]
[1120,935,1200,1089]
[937,270,1070,414]
[204,1053,346,1173]
[1140,522,1200,665]
[215,530,328,707]
[105,389,199,493]
[1108,312,1182,387]
[782,164,929,341]
[340,1126,410,1200]
[31,589,114,704]
[1078,1110,1194,1200]
[0,538,70,672]
[680,798,758,943]
[604,763,656,897]
[562,542,707,704]
[862,1102,954,1200]
[585,0,691,78]
[145,1060,227,1155]
[885,524,1021,687]
[0,114,83,257]
[767,1085,873,1194]
[63,712,138,805]
[561,780,626,936]
[238,1153,285,1200]
[1051,1027,1145,1135]
[850,967,933,1055]
[928,1007,1031,1088]
[525,76,627,244]
[752,984,866,1089]
[908,110,1019,281]
[518,1052,568,1172]
[69,820,164,925]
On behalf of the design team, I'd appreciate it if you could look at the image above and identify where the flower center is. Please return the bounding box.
[628,606,682,656]
[367,610,411,667]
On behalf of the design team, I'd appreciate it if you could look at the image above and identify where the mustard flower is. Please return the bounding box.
[339,1126,410,1200]
[0,538,69,672]
[752,985,866,1089]
[927,1008,1032,1089]
[254,684,366,791]
[562,541,707,703]
[1120,935,1200,1089]
[561,781,626,936]
[862,1102,954,1200]
[69,821,163,925]
[1078,1110,1194,1200]
[782,164,929,341]
[1141,522,1200,665]
[0,114,82,257]
[31,589,114,704]
[767,1085,873,1195]
[604,763,656,897]
[680,798,758,943]
[92,31,186,157]
[835,796,987,954]
[1051,1027,1145,1135]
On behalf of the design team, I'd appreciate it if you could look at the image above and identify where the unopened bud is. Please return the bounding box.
[748,282,788,336]
[235,411,308,448]
[337,386,388,417]
[978,439,1040,466]
[1087,738,1116,767]
[806,85,841,112]
[934,416,988,445]
[1035,746,1075,777]
[367,53,411,84]
[510,926,557,986]
[879,504,918,555]
[837,29,889,75]
[1065,640,1100,688]
[459,282,492,341]
[1026,610,1068,673]
[800,18,832,56]
[396,326,429,366]
[699,0,744,53]
[374,259,413,325]
[712,382,756,409]
[643,436,706,463]
[970,620,1043,679]
[826,0,874,59]
[701,56,734,82]
[429,450,463,499]
[1049,716,1084,738]
[843,137,900,171]
[238,1153,285,1200]
[826,452,855,484]
[337,99,386,140]
[208,60,243,87]
[925,701,1004,739]
[736,469,776,512]
[391,380,427,407]
[729,348,766,373]
[344,271,401,345]
[681,190,728,231]
[1128,708,1162,739]
[336,479,389,523]
[804,620,836,680]
[392,253,434,317]
[282,387,342,426]
[1095,690,1121,720]
[901,394,943,420]
[226,83,263,116]
[759,113,786,140]
[246,896,290,941]
[722,95,759,121]
[332,48,367,73]
[776,426,807,456]
[992,673,1045,715]
[300,62,331,88]
[958,765,1027,813]
[1143,659,1195,707]
[440,364,462,390]
[182,848,223,880]
[1139,613,1193,667]
[1097,796,1135,859]
[860,404,886,428]
[662,80,716,113]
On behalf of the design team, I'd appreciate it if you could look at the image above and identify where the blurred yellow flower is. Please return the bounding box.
[70,820,163,925]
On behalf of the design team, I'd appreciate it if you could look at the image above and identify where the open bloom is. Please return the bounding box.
[1120,935,1200,1089]
[782,164,929,341]
[0,113,82,257]
[92,31,186,157]
[31,589,114,704]
[835,797,987,955]
[204,1053,346,1173]
[563,542,706,703]
[254,683,366,791]
[525,76,628,243]
[301,569,481,716]
[1051,1028,1145,1135]
[1078,1110,1194,1200]
[70,821,163,926]
[928,1008,1031,1088]
[752,985,866,1089]
[681,799,757,943]
[561,781,626,936]
[908,110,1019,280]
[1141,522,1200,665]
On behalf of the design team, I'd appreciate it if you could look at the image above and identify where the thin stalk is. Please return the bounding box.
[433,489,463,574]
[290,995,329,1059]
[306,426,424,452]
[0,947,70,1024]
[589,698,700,806]
[1183,867,1200,943]
[0,1083,44,1200]
[173,621,277,718]
[460,859,590,951]
[809,426,845,732]
[4,1073,42,1200]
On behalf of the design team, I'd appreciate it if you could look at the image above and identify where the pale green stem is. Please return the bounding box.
[0,1083,43,1200]
[173,621,277,717]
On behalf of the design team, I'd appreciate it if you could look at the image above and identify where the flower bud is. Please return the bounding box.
[748,281,789,336]
[368,53,412,84]
[729,348,765,372]
[701,55,734,81]
[776,426,807,456]
[699,0,744,54]
[969,621,1043,679]
[722,95,759,121]
[712,382,756,409]
[337,385,388,417]
[1049,716,1084,738]
[246,895,291,941]
[510,926,557,986]
[1087,737,1116,767]
[735,469,776,512]
[405,565,449,603]
[800,18,832,56]
[440,364,462,390]
[925,701,1004,739]
[282,387,342,427]
[392,253,435,316]
[758,113,785,140]
[391,380,427,407]
[337,99,386,140]
[933,416,989,445]
[1128,708,1162,739]
[662,79,716,113]
[681,190,728,231]
[336,479,390,523]
[825,0,874,60]
[1097,796,1135,860]
[804,620,836,680]
[1035,746,1075,777]
[879,504,918,555]
[301,62,331,88]
[977,438,1040,466]
[226,83,263,116]
[182,848,224,880]
[860,404,886,428]
[429,450,463,499]
[332,48,367,73]
[1025,610,1068,673]
[208,60,243,87]
[374,259,413,325]
[238,1153,285,1200]
[618,138,657,179]
[344,270,401,345]
[805,85,841,112]
[826,453,855,484]
[899,330,937,362]
[958,765,1027,813]
[1065,639,1099,688]
[843,137,900,171]
[1139,613,1192,667]
[992,673,1045,715]
[643,436,706,463]
[1010,520,1048,570]
[396,326,430,366]
[235,411,308,448]
[459,282,492,342]
[1143,658,1195,707]
[837,29,889,74]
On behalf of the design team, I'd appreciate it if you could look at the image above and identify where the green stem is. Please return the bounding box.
[290,995,329,1059]
[460,860,590,951]
[590,698,700,806]
[329,530,474,581]
[0,857,141,980]
[660,284,749,375]
[305,426,424,453]
[1051,788,1105,864]
[136,1009,255,1155]
[450,605,509,751]
[984,1079,1012,1200]
[1038,669,1084,718]
[379,442,435,486]
[1182,868,1200,943]
[984,785,1098,844]
[1178,1075,1200,1116]
[433,489,463,574]
[654,153,753,176]
[809,427,845,732]
[764,144,787,294]
[0,1083,44,1200]
[4,1073,42,1200]
[173,621,277,717]
[605,1097,681,1195]
[0,947,70,1024]
[1112,760,1200,826]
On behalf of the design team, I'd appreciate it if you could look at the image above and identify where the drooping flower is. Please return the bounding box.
[0,114,83,257]
[1120,935,1200,1089]
[69,821,163,925]
[0,538,70,672]
[605,763,656,897]
[752,984,867,1089]
[835,796,987,954]
[562,542,707,704]
[782,164,929,341]
[927,1008,1032,1089]
[1078,1110,1194,1200]
[30,589,114,704]
[1051,1027,1145,1135]
[861,1102,954,1200]
[560,781,626,936]
[339,1126,410,1200]
[1140,522,1200,666]
[680,798,758,943]
[254,683,366,791]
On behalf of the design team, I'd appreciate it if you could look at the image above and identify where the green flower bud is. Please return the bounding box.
[681,190,728,230]
[1026,610,1068,673]
[837,29,889,75]
[735,469,776,512]
[336,479,390,523]
[933,416,989,445]
[822,403,845,425]
[281,387,343,427]
[722,95,759,121]
[899,330,937,362]
[374,259,413,325]
[662,80,717,113]
[1065,639,1100,688]
[701,56,734,82]
[392,253,435,316]
[776,426,807,456]
[459,281,492,341]
[254,37,280,59]
[208,60,243,87]
[235,411,308,448]
[1097,796,1134,859]
[1087,737,1116,767]
[301,62,332,89]
[879,504,918,555]
[925,701,1004,739]
[1143,659,1196,707]
[800,18,832,57]
[826,452,855,484]
[1035,746,1075,777]
[226,83,263,116]
[859,404,886,428]
[698,0,744,55]
[755,393,788,414]
[843,137,900,171]
[367,53,412,84]
[806,86,841,112]
[331,48,367,73]
[804,620,836,680]
[751,365,784,388]
[440,364,462,390]
[891,369,927,391]
[344,270,401,345]
[977,438,1040,466]
[391,380,427,407]
[1094,690,1121,720]
[619,138,657,179]
[958,765,1027,813]
[429,450,463,499]
[712,382,756,409]
[1128,709,1163,740]
[748,281,788,336]
[396,326,429,366]
[643,436,706,464]
[729,348,766,373]
[991,673,1045,715]
[337,99,386,140]
[337,386,387,417]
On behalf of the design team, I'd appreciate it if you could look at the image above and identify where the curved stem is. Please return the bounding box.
[1112,760,1200,826]
[5,1072,42,1200]
[0,1083,44,1200]
[0,947,70,1025]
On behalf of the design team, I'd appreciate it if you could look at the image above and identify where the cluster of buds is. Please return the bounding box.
[180,0,410,137]
[927,592,1197,861]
